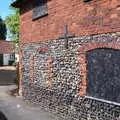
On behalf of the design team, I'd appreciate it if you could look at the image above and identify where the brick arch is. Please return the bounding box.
[29,47,53,87]
[79,41,120,96]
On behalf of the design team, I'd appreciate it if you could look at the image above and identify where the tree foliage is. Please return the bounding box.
[0,17,6,66]
[5,8,20,43]
[0,17,7,40]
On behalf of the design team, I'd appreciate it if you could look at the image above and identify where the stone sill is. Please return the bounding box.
[85,95,120,106]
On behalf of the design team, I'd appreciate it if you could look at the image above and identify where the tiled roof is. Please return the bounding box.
[0,41,15,54]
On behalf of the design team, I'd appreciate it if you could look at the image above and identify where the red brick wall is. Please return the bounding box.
[20,0,120,43]
[0,41,15,54]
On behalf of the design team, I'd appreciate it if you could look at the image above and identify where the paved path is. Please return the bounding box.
[0,66,56,120]
[0,85,56,120]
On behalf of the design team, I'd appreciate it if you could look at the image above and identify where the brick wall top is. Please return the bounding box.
[0,40,15,54]
[20,0,120,43]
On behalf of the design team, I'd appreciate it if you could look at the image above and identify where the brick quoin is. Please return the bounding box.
[47,56,53,88]
[79,41,120,96]
[18,42,26,96]
[17,0,120,44]
[29,54,35,84]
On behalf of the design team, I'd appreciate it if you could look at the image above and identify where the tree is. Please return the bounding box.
[0,17,7,66]
[5,8,20,44]
[0,17,7,40]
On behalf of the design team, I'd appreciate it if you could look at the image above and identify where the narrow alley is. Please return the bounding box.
[0,66,56,120]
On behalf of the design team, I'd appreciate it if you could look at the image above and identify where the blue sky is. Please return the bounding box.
[0,0,14,20]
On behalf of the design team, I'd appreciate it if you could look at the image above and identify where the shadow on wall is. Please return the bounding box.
[0,111,8,120]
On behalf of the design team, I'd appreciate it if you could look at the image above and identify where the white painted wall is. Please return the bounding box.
[3,54,10,65]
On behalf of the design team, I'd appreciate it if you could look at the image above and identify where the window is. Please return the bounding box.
[86,48,120,103]
[33,0,48,20]
[9,54,15,61]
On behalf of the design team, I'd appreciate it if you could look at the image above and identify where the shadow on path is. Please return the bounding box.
[0,66,16,85]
